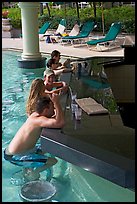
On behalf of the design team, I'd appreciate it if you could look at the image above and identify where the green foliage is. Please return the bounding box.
[2,8,22,28]
[121,19,135,34]
[2,5,135,33]
[93,90,118,114]
[101,6,135,33]
[38,15,52,28]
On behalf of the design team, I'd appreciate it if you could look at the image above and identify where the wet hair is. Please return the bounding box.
[35,96,51,114]
[26,78,46,115]
[47,58,56,68]
[51,50,60,59]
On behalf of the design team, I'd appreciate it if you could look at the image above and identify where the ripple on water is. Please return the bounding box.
[2,99,15,106]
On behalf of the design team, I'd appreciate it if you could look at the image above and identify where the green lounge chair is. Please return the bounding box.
[39,21,51,34]
[87,22,122,51]
[39,22,51,41]
[60,21,96,45]
[45,19,67,43]
[55,19,66,35]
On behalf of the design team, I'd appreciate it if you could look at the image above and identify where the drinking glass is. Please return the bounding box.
[75,107,82,120]
[71,104,78,114]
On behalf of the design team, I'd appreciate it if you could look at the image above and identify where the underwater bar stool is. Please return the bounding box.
[19,180,57,202]
[9,152,58,201]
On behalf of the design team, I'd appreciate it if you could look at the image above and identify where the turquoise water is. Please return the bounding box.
[2,51,135,202]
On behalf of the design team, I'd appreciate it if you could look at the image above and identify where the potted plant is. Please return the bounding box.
[2,10,9,19]
[2,10,12,31]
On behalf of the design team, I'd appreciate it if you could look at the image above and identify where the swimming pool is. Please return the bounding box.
[2,50,135,202]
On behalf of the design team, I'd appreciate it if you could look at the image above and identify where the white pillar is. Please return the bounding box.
[19,2,42,60]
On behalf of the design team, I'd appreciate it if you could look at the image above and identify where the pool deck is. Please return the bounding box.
[2,38,124,59]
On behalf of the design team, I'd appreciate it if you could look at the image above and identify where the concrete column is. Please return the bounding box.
[18,2,46,68]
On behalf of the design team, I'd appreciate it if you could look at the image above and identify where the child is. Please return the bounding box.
[43,68,68,95]
[47,58,73,77]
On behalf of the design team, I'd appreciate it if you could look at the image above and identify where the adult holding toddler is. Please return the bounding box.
[43,65,68,95]
[49,50,74,76]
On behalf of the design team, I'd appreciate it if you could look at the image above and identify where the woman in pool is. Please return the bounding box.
[26,78,48,116]
[26,77,67,116]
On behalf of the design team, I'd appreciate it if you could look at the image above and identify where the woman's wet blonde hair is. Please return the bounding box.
[26,78,46,116]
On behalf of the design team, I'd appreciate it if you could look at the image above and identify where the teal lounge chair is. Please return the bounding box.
[39,21,51,34]
[45,19,67,43]
[87,22,122,51]
[55,19,66,35]
[39,22,51,41]
[60,21,96,45]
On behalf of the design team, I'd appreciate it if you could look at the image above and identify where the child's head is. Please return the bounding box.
[51,50,61,62]
[43,68,55,85]
[47,58,58,70]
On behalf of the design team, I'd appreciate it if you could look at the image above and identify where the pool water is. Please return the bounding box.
[2,51,135,202]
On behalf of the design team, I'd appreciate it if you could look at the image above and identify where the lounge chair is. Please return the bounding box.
[86,22,122,51]
[52,23,80,43]
[39,22,51,34]
[39,22,51,41]
[55,19,66,35]
[60,20,96,45]
[66,23,80,36]
[44,19,67,43]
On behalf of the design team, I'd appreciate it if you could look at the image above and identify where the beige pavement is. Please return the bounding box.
[2,38,124,59]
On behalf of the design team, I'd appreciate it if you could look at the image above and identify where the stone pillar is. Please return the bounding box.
[18,2,46,68]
